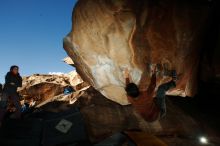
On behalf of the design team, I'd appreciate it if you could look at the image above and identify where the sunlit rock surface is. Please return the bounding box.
[18,71,87,106]
[63,57,75,67]
[63,0,209,105]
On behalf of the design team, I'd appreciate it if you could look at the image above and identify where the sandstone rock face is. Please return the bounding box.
[18,71,87,105]
[200,23,220,82]
[63,57,75,67]
[64,0,209,105]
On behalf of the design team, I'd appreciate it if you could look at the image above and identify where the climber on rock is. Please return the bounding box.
[0,65,23,126]
[124,65,177,122]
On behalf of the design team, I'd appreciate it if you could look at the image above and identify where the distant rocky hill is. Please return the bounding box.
[18,71,89,106]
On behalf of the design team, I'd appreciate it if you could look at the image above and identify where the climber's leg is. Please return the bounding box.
[155,80,176,118]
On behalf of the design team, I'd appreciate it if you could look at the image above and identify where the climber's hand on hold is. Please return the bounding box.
[151,64,157,75]
[171,70,178,82]
[124,68,130,79]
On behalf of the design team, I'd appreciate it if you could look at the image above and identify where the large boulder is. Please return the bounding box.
[63,0,209,105]
[39,87,202,143]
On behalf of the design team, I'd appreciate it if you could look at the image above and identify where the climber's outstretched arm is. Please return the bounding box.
[146,66,157,95]
[124,68,130,85]
[124,68,136,104]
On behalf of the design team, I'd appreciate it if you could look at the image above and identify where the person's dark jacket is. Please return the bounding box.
[0,83,2,94]
[3,72,22,94]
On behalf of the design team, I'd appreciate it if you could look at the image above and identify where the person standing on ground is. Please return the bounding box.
[0,65,22,126]
[0,84,2,94]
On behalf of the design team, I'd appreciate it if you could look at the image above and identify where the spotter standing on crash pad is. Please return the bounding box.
[124,65,177,122]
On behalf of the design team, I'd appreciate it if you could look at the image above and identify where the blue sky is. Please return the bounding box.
[0,0,77,83]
